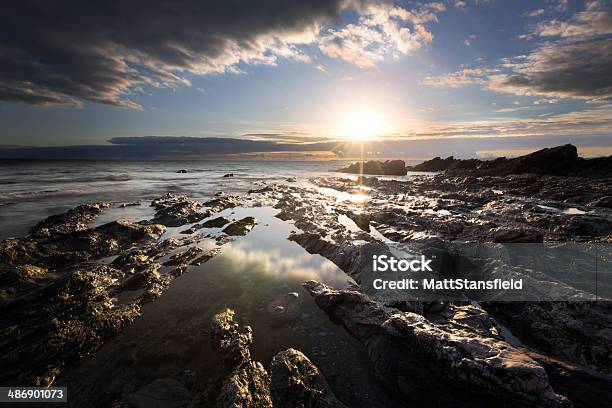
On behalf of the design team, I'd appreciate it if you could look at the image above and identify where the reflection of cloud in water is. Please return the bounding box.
[215,240,352,288]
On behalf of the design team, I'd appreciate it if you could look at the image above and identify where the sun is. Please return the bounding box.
[341,112,382,141]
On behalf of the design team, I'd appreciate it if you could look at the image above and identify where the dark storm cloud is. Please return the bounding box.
[0,0,347,109]
[489,38,612,103]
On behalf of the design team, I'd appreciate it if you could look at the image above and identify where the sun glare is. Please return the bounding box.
[341,112,382,141]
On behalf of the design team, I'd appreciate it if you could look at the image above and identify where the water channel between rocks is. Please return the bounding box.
[55,206,403,407]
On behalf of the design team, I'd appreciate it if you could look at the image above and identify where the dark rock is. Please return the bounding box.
[304,281,569,408]
[407,144,612,177]
[491,227,543,243]
[223,217,257,236]
[150,194,206,227]
[270,348,346,408]
[211,309,343,408]
[177,169,188,174]
[29,202,110,237]
[289,232,391,283]
[203,195,244,213]
[408,156,464,172]
[222,173,234,178]
[338,160,407,176]
[201,216,230,228]
[119,202,140,208]
[163,246,203,266]
[485,301,612,374]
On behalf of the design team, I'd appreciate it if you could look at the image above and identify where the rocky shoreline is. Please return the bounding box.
[0,146,611,407]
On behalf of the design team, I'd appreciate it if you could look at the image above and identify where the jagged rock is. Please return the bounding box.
[218,361,273,408]
[29,202,110,237]
[407,145,612,177]
[204,195,245,213]
[150,193,206,227]
[491,227,543,243]
[269,348,346,408]
[289,231,391,283]
[127,378,191,408]
[163,246,203,266]
[338,160,407,176]
[211,309,253,365]
[211,310,343,408]
[304,281,569,408]
[223,217,257,236]
[0,219,165,269]
[485,301,612,374]
[201,217,231,228]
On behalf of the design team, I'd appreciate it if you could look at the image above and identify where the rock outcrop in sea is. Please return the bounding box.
[337,159,407,175]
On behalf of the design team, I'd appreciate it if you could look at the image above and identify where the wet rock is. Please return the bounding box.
[0,263,142,386]
[119,202,140,208]
[486,301,612,374]
[338,160,407,176]
[16,264,48,281]
[127,378,191,408]
[29,202,110,238]
[211,309,253,365]
[218,360,273,408]
[163,246,203,266]
[304,281,569,408]
[150,194,206,227]
[491,227,543,243]
[201,216,231,228]
[289,231,391,284]
[286,177,298,183]
[223,217,257,236]
[270,348,346,408]
[223,173,234,178]
[339,210,370,232]
[266,292,302,325]
[587,195,612,208]
[203,195,244,213]
[177,169,188,174]
[211,309,343,408]
[1,220,165,269]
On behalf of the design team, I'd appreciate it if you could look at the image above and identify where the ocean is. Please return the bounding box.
[0,159,355,239]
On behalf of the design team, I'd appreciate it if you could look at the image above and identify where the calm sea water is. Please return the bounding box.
[0,159,354,239]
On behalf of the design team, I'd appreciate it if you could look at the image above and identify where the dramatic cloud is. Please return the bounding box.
[0,0,446,110]
[318,2,444,68]
[1,1,349,109]
[534,1,612,38]
[488,38,612,102]
[424,2,612,103]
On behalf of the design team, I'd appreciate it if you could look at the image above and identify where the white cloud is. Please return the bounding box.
[534,3,612,38]
[318,2,445,68]
[421,68,495,87]
[464,34,477,46]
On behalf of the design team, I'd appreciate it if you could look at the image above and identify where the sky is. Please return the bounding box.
[0,0,611,159]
